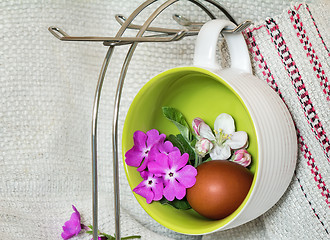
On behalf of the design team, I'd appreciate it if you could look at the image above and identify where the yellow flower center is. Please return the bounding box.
[214,128,232,145]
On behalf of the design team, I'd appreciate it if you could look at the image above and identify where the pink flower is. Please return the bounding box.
[125,129,166,172]
[195,138,213,157]
[144,140,181,174]
[192,117,204,137]
[232,149,251,167]
[139,170,149,180]
[61,205,83,240]
[157,140,180,156]
[91,237,107,240]
[148,151,197,201]
[133,172,164,203]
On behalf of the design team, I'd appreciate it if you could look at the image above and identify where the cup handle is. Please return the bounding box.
[193,19,252,73]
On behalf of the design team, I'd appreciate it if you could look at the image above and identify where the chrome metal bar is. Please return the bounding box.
[91,1,159,240]
[50,18,250,46]
[172,15,252,33]
[224,20,252,33]
[48,26,69,39]
[172,13,205,28]
[204,0,238,25]
[48,26,188,44]
[91,47,113,240]
[103,30,187,46]
[111,2,180,240]
[49,0,242,46]
[115,14,183,34]
[114,0,216,33]
[110,1,162,238]
[188,0,216,19]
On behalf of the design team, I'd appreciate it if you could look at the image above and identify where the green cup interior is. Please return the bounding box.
[122,67,258,235]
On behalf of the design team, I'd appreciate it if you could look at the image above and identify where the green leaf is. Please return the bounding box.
[190,137,197,148]
[88,225,93,230]
[102,233,113,238]
[159,197,191,210]
[167,134,185,154]
[167,134,196,165]
[85,230,93,235]
[162,107,192,142]
[176,134,196,163]
[121,236,142,239]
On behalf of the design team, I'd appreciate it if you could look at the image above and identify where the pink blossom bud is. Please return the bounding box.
[192,117,204,137]
[195,138,213,157]
[232,149,251,167]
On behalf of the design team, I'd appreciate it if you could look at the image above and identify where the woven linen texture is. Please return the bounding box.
[204,2,330,240]
[1,0,328,239]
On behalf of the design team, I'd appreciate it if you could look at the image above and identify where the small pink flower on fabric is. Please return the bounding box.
[91,237,107,240]
[61,205,83,240]
[125,129,166,172]
[148,151,197,201]
[61,206,141,240]
[133,172,164,203]
[232,149,251,167]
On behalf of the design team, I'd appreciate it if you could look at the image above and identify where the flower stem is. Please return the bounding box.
[121,236,141,239]
[82,224,90,231]
[194,154,202,168]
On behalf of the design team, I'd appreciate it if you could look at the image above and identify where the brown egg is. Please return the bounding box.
[186,160,253,220]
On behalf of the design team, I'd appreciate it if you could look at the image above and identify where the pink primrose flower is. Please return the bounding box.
[232,149,251,167]
[61,205,82,240]
[157,140,180,155]
[125,129,166,172]
[144,140,181,173]
[139,170,149,180]
[133,172,164,204]
[148,151,197,201]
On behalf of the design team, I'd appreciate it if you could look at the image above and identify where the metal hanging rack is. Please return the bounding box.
[48,1,252,239]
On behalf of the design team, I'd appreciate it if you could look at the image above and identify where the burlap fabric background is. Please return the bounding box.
[1,0,329,239]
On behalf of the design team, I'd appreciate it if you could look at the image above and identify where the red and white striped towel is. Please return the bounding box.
[205,2,329,239]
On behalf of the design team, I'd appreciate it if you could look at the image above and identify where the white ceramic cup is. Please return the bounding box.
[122,19,298,234]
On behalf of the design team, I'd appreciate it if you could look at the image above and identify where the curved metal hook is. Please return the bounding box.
[203,0,237,24]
